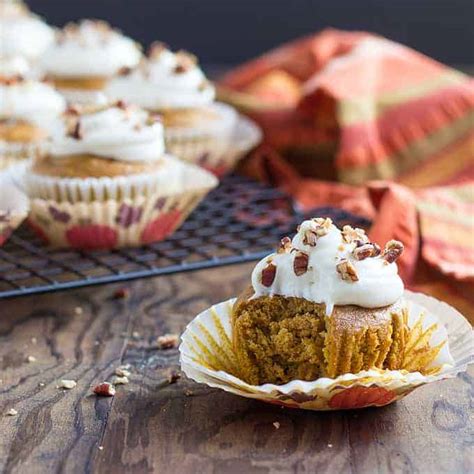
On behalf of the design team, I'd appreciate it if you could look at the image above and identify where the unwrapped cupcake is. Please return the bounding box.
[0,0,54,77]
[180,218,473,410]
[106,42,239,175]
[40,19,142,105]
[0,76,66,170]
[22,101,217,249]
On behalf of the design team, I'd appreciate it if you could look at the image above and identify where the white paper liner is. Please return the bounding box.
[180,291,473,411]
[21,159,217,248]
[0,169,29,246]
[20,154,188,202]
[164,103,260,176]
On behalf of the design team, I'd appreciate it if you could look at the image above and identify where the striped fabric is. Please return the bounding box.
[219,30,474,319]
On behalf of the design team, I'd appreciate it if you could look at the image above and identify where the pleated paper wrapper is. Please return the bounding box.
[180,291,473,411]
[19,158,218,249]
[0,170,29,246]
[165,103,261,177]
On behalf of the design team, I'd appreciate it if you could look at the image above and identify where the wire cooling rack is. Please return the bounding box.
[0,175,370,299]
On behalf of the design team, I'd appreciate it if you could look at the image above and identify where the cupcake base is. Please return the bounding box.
[179,291,472,411]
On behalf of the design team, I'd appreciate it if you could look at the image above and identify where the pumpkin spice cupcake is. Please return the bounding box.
[23,101,217,249]
[106,42,238,175]
[0,76,66,170]
[179,217,471,410]
[40,19,142,105]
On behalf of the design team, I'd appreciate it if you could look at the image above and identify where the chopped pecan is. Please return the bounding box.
[353,243,381,260]
[93,382,115,397]
[303,230,318,247]
[277,236,292,254]
[312,217,332,236]
[382,240,404,263]
[157,333,179,350]
[118,66,132,76]
[293,252,309,276]
[148,41,168,59]
[342,225,368,244]
[261,262,277,287]
[336,260,359,282]
[174,50,197,73]
[67,120,82,140]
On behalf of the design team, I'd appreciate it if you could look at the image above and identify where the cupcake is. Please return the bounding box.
[40,20,142,105]
[0,76,66,170]
[180,217,471,410]
[0,0,54,75]
[23,101,217,249]
[106,42,239,175]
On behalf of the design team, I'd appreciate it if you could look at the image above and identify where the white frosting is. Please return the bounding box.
[106,47,215,109]
[0,4,54,60]
[41,20,142,78]
[0,79,66,125]
[251,219,404,315]
[50,105,165,162]
[0,55,30,77]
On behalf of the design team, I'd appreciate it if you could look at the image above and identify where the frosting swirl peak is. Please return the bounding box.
[251,218,404,315]
[49,102,165,162]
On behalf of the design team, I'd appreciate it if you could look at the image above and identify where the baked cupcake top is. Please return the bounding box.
[48,102,165,163]
[41,20,142,78]
[251,218,404,314]
[106,42,215,110]
[0,76,66,126]
[0,1,54,61]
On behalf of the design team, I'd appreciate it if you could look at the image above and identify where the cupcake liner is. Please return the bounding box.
[179,291,473,411]
[21,155,187,202]
[165,102,261,177]
[22,160,217,249]
[0,169,29,246]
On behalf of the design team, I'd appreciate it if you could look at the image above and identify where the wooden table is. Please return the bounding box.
[1,263,473,474]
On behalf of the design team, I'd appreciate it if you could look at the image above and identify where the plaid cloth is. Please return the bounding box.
[218,31,474,319]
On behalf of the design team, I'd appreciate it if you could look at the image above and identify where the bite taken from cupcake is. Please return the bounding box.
[106,42,239,175]
[180,218,473,410]
[20,100,217,249]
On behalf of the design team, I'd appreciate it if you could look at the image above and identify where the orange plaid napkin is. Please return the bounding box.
[218,30,474,320]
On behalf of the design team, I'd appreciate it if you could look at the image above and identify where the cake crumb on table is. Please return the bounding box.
[273,421,280,429]
[157,333,179,350]
[5,408,18,417]
[58,379,77,389]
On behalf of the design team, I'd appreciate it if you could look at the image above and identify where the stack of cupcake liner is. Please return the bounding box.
[179,291,474,411]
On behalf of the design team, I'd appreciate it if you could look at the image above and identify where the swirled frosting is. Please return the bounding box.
[0,2,54,60]
[251,218,404,315]
[106,43,215,109]
[0,77,66,125]
[0,55,30,77]
[49,103,165,162]
[41,20,142,78]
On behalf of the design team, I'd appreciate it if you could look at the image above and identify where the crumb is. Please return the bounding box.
[98,446,104,451]
[157,334,179,350]
[184,389,194,396]
[113,376,129,385]
[132,331,140,339]
[27,355,37,363]
[39,382,45,387]
[328,443,333,448]
[115,366,131,378]
[31,337,37,344]
[166,369,181,384]
[113,287,130,299]
[273,421,280,429]
[74,306,83,315]
[59,379,77,389]
[5,408,18,417]
[93,382,115,397]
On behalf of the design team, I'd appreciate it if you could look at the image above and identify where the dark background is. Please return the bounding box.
[29,0,474,67]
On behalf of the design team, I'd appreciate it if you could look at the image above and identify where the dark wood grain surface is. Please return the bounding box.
[1,264,473,474]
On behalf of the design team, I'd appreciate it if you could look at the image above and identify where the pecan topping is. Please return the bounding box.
[277,236,292,254]
[382,240,404,263]
[93,382,115,397]
[303,230,317,247]
[342,225,368,244]
[261,262,277,287]
[148,41,168,59]
[115,100,128,110]
[67,120,82,140]
[293,252,309,276]
[174,50,197,73]
[118,66,133,76]
[336,260,359,282]
[353,243,381,260]
[312,217,332,236]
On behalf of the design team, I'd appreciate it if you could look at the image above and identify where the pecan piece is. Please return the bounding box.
[261,262,276,287]
[303,230,318,247]
[277,236,292,254]
[353,243,380,260]
[342,225,368,244]
[382,240,404,263]
[293,252,309,276]
[312,217,332,236]
[336,260,359,282]
[93,382,115,397]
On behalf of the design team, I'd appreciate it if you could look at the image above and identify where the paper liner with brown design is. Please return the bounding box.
[24,160,218,249]
[0,170,29,246]
[165,103,261,177]
[179,291,473,411]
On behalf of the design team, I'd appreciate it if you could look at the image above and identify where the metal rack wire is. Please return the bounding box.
[0,175,370,299]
